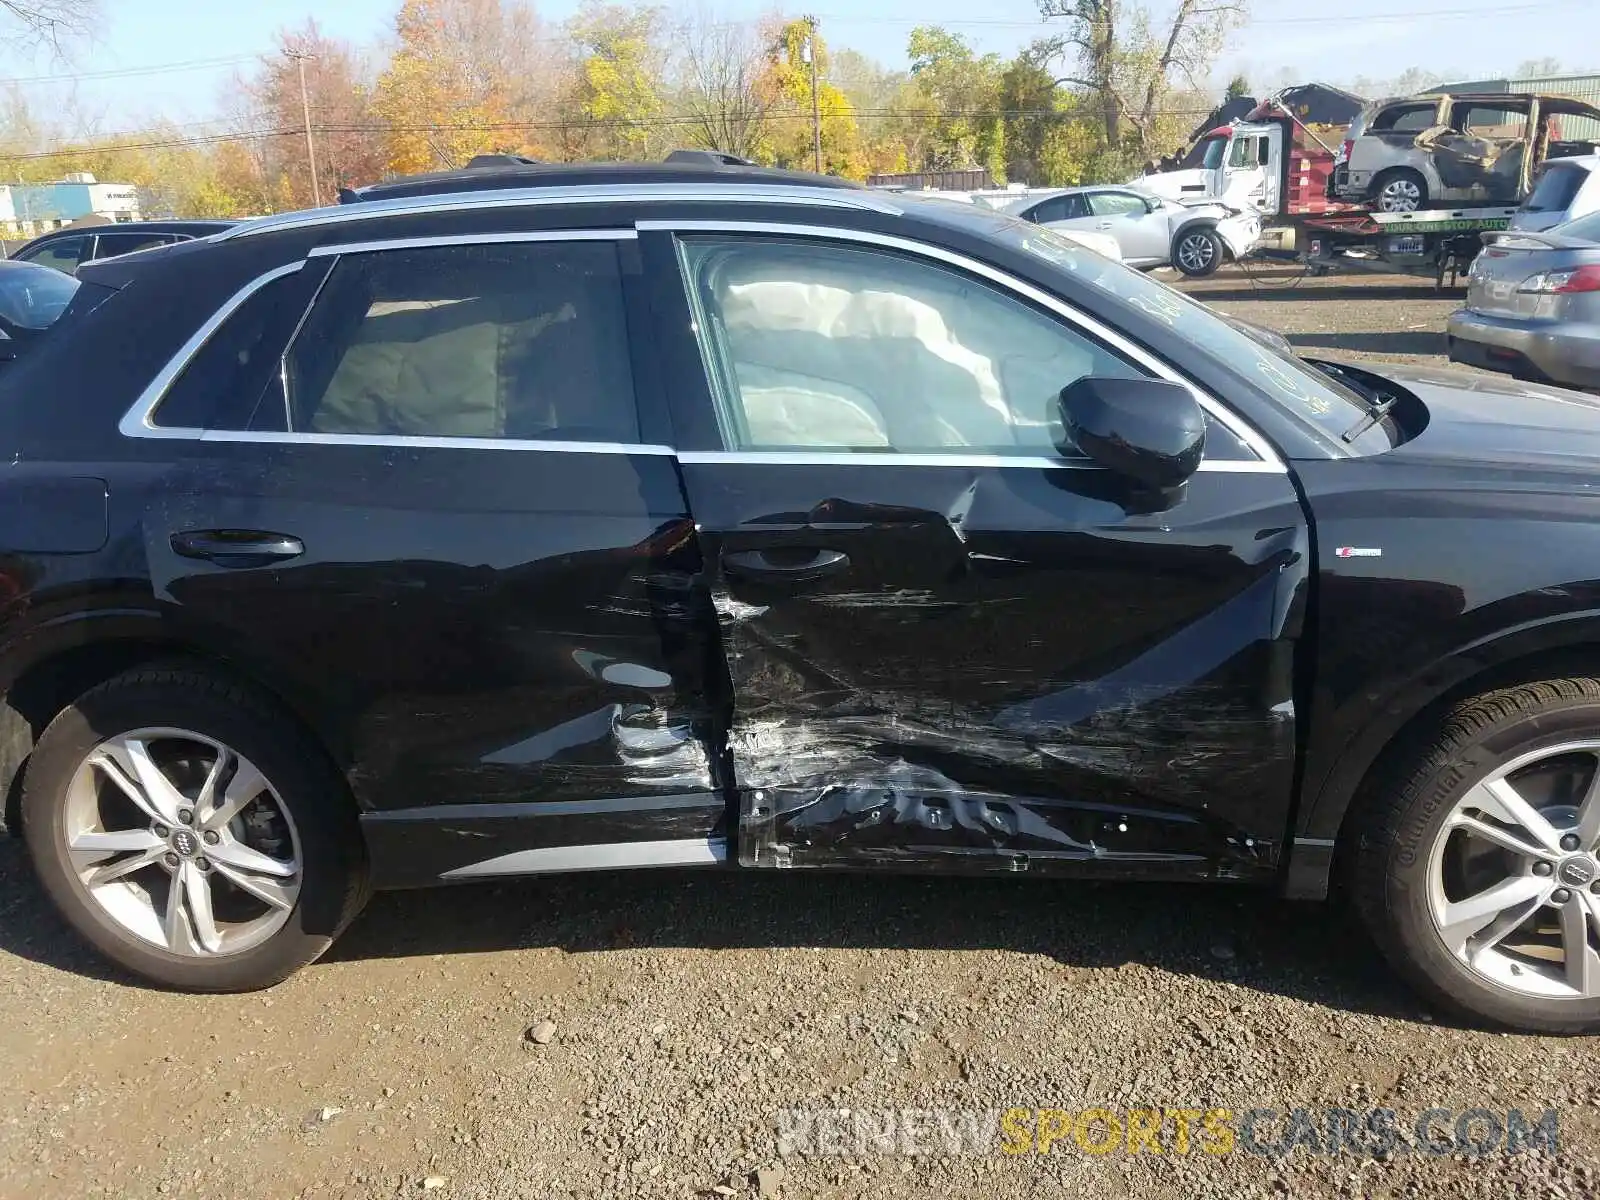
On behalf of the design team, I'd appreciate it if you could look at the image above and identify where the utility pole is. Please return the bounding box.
[804,15,822,173]
[286,50,322,207]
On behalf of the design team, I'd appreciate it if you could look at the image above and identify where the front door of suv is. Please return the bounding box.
[646,225,1310,878]
[131,231,727,884]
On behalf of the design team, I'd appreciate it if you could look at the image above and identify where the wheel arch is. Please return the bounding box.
[2,615,351,837]
[1283,617,1600,900]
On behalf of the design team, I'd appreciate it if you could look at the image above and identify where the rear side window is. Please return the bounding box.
[92,232,174,261]
[152,264,330,431]
[19,234,89,275]
[1525,163,1588,213]
[283,241,641,443]
[1371,104,1436,134]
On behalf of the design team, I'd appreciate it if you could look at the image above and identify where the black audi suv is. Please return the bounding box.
[2,160,1599,1033]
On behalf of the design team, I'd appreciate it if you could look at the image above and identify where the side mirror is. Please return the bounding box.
[1057,376,1206,490]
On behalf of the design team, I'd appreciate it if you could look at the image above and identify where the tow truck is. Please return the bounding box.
[1137,98,1520,285]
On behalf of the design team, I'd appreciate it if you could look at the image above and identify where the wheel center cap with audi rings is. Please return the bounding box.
[170,828,200,858]
[1558,856,1596,888]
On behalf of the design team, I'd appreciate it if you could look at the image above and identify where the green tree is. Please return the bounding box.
[899,26,1006,177]
[758,18,866,178]
[563,3,669,160]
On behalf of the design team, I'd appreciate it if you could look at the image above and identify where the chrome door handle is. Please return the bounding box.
[171,529,305,568]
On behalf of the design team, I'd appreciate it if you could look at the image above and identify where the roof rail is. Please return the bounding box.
[217,181,903,241]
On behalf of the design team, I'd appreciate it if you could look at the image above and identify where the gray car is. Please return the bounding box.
[1446,212,1600,389]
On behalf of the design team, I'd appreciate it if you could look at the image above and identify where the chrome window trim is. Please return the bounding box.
[305,227,636,257]
[121,230,657,449]
[215,183,901,242]
[641,218,1287,472]
[194,430,675,455]
[676,450,1282,474]
[119,260,307,441]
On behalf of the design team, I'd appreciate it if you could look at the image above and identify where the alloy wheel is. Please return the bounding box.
[61,728,302,957]
[1426,741,1600,1000]
[1176,232,1216,273]
[1378,178,1423,212]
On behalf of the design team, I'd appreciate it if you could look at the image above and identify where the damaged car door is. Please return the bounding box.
[654,228,1309,879]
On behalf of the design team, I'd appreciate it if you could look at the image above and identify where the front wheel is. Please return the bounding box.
[22,667,368,992]
[1172,226,1224,277]
[1352,679,1600,1033]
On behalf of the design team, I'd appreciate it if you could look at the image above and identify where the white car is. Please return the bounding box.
[1006,185,1260,277]
[899,188,1126,262]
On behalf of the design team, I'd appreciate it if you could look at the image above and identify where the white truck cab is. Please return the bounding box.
[1138,122,1286,215]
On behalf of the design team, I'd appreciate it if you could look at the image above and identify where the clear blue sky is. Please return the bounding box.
[2,0,1596,136]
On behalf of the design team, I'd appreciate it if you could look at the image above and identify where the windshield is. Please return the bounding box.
[0,263,81,332]
[982,220,1380,450]
[1200,137,1227,171]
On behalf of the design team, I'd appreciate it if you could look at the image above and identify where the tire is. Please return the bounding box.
[1172,226,1224,277]
[1351,678,1600,1034]
[1370,168,1428,213]
[21,666,368,992]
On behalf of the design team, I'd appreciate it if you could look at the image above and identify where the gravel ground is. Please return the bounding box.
[4,270,1597,1200]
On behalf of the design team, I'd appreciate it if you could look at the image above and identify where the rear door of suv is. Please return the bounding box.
[125,226,728,885]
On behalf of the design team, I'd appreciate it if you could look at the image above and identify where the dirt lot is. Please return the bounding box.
[4,271,1598,1200]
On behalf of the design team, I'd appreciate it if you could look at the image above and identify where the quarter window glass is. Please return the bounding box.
[284,242,640,442]
[153,266,328,431]
[1089,192,1148,217]
[678,236,1146,455]
[20,235,88,275]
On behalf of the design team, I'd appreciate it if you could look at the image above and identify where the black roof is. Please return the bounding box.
[346,160,862,203]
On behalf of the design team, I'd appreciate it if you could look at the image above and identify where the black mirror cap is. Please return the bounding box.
[1058,376,1206,490]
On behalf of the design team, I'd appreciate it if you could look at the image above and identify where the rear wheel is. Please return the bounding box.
[1172,226,1224,277]
[1371,168,1428,213]
[1352,679,1600,1033]
[22,667,368,992]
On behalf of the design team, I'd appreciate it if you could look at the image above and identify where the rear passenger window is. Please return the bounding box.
[283,241,640,443]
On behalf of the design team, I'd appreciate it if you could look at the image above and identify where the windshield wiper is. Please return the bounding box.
[1340,392,1399,443]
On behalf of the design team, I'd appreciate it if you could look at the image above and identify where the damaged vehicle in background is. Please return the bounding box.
[1333,92,1600,213]
[6,158,1600,1035]
[1447,212,1600,389]
[1005,185,1259,277]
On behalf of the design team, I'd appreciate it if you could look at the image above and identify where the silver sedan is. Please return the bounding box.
[1447,213,1600,391]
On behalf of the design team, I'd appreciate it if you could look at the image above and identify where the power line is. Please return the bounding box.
[0,53,257,87]
[0,104,1235,163]
[814,0,1580,27]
